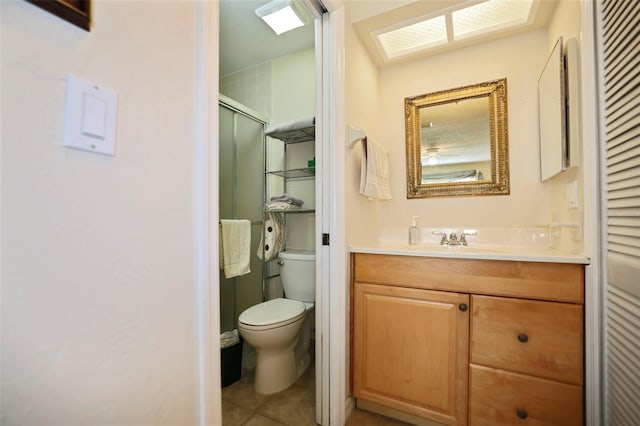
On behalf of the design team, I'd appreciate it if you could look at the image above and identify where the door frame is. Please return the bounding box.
[579,1,603,425]
[195,1,220,425]
[194,1,348,425]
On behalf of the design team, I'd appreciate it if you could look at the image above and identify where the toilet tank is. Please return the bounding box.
[279,250,315,303]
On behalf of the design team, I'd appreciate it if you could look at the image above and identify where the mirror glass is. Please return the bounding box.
[405,79,510,198]
[538,37,567,181]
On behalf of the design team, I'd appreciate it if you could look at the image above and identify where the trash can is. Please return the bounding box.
[221,335,243,388]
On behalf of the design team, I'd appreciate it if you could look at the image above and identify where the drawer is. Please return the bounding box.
[471,295,583,385]
[469,364,582,426]
[353,253,584,303]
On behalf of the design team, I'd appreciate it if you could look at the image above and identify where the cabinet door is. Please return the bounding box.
[353,282,469,425]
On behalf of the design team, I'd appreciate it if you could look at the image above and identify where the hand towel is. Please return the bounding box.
[265,117,315,143]
[269,194,304,207]
[220,219,251,279]
[360,138,392,200]
[219,224,224,270]
[266,201,301,211]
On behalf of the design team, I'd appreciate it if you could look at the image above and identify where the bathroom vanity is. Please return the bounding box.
[350,247,588,426]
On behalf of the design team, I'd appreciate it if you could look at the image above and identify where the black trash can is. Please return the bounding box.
[221,336,243,388]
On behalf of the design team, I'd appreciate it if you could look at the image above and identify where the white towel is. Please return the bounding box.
[266,201,301,211]
[220,219,251,279]
[360,138,392,200]
[265,117,315,143]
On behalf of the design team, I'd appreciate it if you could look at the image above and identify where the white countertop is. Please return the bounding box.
[350,242,590,264]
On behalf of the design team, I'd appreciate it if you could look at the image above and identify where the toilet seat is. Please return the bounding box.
[239,298,306,331]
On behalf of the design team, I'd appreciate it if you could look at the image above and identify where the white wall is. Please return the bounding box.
[1,2,200,424]
[220,62,272,120]
[270,49,316,251]
[271,48,316,123]
[372,30,552,232]
[545,0,585,252]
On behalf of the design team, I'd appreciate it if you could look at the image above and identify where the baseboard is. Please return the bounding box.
[356,399,443,426]
[345,397,355,421]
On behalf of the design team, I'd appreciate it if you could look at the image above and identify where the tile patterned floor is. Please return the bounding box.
[222,343,410,425]
[221,345,316,426]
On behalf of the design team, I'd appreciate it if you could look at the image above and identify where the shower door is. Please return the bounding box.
[219,100,265,332]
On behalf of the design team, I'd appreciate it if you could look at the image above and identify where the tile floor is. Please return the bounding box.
[222,343,410,425]
[221,345,316,426]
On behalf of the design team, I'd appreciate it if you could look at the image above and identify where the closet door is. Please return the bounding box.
[598,0,640,424]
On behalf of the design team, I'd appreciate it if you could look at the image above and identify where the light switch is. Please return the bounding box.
[566,180,579,209]
[64,75,117,156]
[81,93,107,139]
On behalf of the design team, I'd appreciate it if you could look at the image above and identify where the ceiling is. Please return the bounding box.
[219,0,558,76]
[353,0,558,66]
[219,0,315,76]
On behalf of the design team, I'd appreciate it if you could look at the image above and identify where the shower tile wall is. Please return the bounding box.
[220,62,271,120]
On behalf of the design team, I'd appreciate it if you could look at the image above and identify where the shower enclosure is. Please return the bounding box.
[219,96,265,332]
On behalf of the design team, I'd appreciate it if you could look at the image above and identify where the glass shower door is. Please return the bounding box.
[219,102,265,332]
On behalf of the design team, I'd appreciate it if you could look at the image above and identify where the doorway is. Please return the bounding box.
[218,1,328,424]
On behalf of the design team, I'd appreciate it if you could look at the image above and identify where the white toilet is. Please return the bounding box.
[238,250,315,395]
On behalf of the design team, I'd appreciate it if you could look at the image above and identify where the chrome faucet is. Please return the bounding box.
[432,231,448,245]
[459,230,477,246]
[433,230,477,246]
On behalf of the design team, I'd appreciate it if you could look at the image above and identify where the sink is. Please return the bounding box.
[405,244,511,254]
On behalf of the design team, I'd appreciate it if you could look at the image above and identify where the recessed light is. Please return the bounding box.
[255,0,307,36]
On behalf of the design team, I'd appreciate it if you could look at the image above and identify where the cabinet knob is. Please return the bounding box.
[459,303,468,312]
[516,409,528,419]
[517,333,529,343]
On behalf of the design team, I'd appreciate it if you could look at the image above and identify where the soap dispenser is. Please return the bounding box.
[409,216,420,245]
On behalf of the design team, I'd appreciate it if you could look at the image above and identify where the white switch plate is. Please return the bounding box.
[566,180,579,209]
[64,75,117,156]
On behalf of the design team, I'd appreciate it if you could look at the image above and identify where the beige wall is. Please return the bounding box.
[345,4,385,245]
[345,3,585,249]
[1,2,199,424]
[374,29,551,231]
[545,0,585,252]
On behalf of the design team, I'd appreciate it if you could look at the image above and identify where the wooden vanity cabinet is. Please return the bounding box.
[353,282,469,425]
[351,253,585,426]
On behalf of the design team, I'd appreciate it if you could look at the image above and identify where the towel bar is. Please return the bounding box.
[219,219,264,225]
[347,124,366,148]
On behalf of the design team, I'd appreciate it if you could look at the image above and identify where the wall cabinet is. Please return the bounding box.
[351,253,585,426]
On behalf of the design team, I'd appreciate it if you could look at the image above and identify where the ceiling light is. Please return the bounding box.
[375,14,448,60]
[427,154,438,166]
[452,0,534,40]
[255,0,307,36]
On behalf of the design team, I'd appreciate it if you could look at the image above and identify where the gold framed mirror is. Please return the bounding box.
[405,78,509,198]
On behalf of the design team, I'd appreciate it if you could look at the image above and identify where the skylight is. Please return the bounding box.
[376,15,447,59]
[373,0,535,61]
[452,0,533,40]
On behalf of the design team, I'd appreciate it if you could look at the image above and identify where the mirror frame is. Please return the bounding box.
[405,78,510,198]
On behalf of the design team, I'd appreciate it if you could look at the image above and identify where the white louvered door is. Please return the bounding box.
[598,0,640,424]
